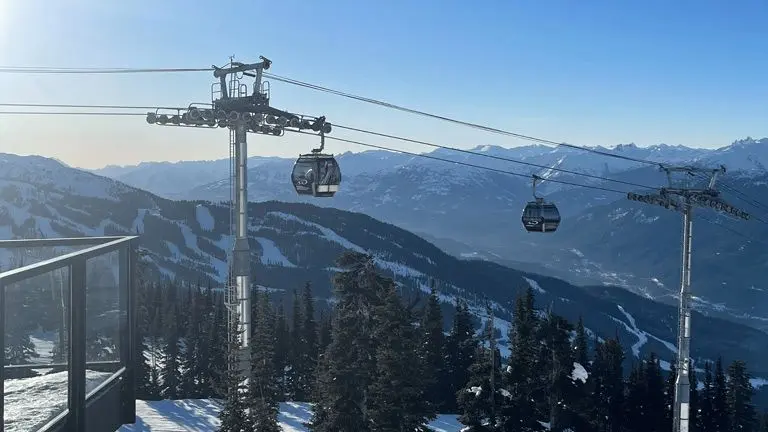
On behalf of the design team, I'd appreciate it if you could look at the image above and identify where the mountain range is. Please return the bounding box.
[2,151,768,391]
[91,137,768,333]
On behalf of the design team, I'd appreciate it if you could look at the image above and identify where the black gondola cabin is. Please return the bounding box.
[292,154,342,197]
[521,198,561,233]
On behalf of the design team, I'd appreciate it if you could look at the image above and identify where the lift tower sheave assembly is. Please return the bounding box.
[145,57,333,382]
[627,165,749,432]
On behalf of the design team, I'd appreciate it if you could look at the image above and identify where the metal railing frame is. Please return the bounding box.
[0,236,138,432]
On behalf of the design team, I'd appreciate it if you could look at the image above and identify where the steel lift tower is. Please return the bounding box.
[627,165,749,432]
[145,56,332,381]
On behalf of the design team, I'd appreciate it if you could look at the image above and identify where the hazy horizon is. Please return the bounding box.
[1,134,762,171]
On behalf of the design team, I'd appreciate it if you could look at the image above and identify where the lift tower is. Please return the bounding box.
[627,165,749,432]
[145,57,332,382]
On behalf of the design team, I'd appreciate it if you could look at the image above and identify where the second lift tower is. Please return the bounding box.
[628,165,749,432]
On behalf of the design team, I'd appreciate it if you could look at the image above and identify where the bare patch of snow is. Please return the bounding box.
[195,204,215,232]
[523,277,546,294]
[255,237,297,268]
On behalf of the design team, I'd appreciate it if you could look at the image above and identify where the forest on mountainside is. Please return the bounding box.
[136,255,768,431]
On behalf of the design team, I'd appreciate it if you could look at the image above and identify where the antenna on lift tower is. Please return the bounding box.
[145,56,333,385]
[627,164,749,432]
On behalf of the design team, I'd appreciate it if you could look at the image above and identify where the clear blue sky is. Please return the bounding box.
[1,0,766,169]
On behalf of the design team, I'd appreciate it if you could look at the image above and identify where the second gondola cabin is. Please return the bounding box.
[291,153,342,197]
[521,198,561,233]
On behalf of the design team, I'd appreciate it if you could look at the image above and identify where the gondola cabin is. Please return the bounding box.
[291,153,342,197]
[521,198,561,233]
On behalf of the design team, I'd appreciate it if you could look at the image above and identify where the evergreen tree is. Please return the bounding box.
[624,361,648,432]
[760,411,768,432]
[444,299,477,413]
[300,281,319,401]
[536,311,576,431]
[85,329,114,361]
[458,302,504,431]
[310,252,383,432]
[313,308,333,405]
[698,361,715,432]
[570,315,593,431]
[249,290,281,432]
[288,288,304,400]
[217,314,250,432]
[318,309,332,354]
[180,285,204,398]
[727,360,757,431]
[590,337,625,432]
[419,284,447,416]
[160,300,181,399]
[690,365,700,430]
[192,286,215,398]
[135,273,160,400]
[713,357,730,432]
[645,352,674,432]
[664,359,677,428]
[149,365,162,398]
[457,344,502,432]
[368,283,431,431]
[273,301,290,401]
[147,282,164,384]
[209,294,229,399]
[573,315,589,367]
[498,287,541,431]
[4,307,38,366]
[150,281,164,338]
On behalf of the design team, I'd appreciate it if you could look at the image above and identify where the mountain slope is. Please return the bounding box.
[123,138,766,332]
[556,172,768,327]
[3,153,768,380]
[175,155,768,329]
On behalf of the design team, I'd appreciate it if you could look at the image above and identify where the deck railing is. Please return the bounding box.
[0,236,138,432]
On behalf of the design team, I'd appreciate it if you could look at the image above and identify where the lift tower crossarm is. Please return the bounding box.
[627,165,748,432]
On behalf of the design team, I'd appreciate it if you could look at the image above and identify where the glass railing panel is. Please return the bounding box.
[3,265,70,432]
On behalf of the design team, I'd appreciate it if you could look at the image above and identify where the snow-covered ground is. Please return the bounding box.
[2,366,463,432]
[4,370,114,432]
[117,363,592,431]
[118,400,464,431]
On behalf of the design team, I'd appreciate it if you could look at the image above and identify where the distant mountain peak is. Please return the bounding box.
[728,136,768,149]
[613,143,638,151]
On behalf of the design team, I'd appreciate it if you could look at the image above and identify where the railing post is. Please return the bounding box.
[119,242,137,423]
[68,256,87,430]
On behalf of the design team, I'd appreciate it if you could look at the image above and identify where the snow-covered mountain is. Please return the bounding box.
[89,140,714,199]
[90,138,768,331]
[91,151,414,201]
[4,152,768,379]
[697,137,768,174]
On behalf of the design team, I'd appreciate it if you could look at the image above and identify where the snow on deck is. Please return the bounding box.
[4,370,114,432]
[118,399,464,431]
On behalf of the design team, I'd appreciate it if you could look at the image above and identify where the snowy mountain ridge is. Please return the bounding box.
[3,153,768,382]
[89,137,768,199]
[87,138,768,332]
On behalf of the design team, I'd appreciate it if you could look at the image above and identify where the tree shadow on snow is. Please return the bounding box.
[278,402,313,431]
[119,399,221,431]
